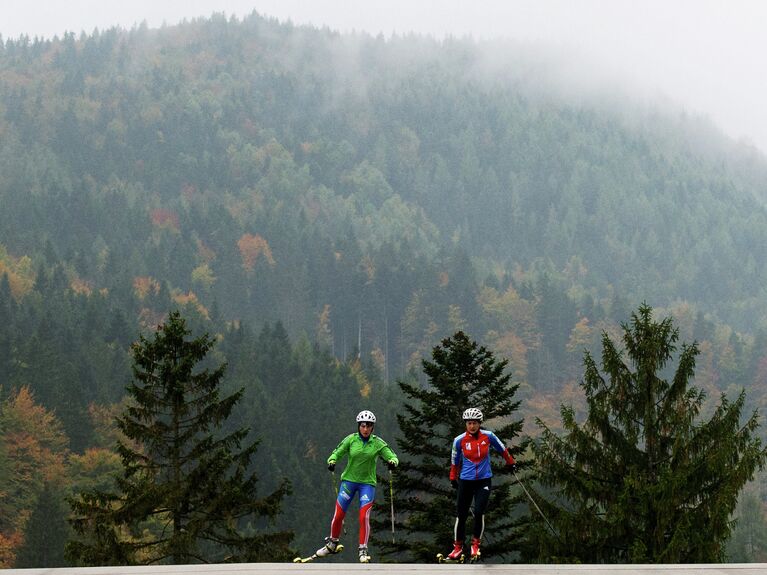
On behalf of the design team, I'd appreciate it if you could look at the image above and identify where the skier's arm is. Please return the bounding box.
[377,439,399,467]
[327,434,353,465]
[488,431,516,466]
[449,437,462,481]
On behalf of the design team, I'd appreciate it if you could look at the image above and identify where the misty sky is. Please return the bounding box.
[3,1,767,156]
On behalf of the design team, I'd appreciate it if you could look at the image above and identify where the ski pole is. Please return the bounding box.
[389,468,395,543]
[513,469,557,538]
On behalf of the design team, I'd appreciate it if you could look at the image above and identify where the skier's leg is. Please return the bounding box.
[471,478,491,540]
[455,479,473,542]
[358,484,375,562]
[445,479,473,559]
[330,501,346,539]
[331,481,356,537]
[358,502,373,562]
[316,481,357,556]
[470,478,491,558]
[358,501,374,546]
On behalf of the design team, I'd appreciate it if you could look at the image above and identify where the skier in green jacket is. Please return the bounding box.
[314,410,398,563]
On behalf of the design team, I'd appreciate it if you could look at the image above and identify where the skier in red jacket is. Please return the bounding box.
[443,407,516,562]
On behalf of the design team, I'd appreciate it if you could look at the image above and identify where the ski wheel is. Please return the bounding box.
[436,552,464,564]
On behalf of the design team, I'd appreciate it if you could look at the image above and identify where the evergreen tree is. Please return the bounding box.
[14,483,70,568]
[528,304,767,563]
[726,489,767,562]
[374,331,527,562]
[66,311,293,565]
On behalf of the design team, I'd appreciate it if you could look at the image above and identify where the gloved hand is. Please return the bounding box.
[327,461,336,472]
[387,460,397,470]
[451,479,459,490]
[506,448,518,473]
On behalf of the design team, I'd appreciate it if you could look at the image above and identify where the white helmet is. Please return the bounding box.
[356,410,377,424]
[462,407,483,422]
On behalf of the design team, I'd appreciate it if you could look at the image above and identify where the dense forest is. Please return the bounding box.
[2,11,767,566]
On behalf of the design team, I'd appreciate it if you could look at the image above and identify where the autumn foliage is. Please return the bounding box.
[132,277,160,300]
[0,245,35,301]
[149,209,180,232]
[0,388,69,568]
[237,233,275,272]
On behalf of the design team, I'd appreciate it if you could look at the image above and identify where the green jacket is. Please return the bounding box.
[328,433,398,485]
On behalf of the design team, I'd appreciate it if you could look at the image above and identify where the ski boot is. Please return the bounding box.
[436,540,464,563]
[358,545,371,563]
[292,537,344,563]
[315,537,343,558]
[469,537,481,562]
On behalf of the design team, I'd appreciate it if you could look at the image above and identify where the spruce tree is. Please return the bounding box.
[14,483,70,568]
[67,311,293,565]
[374,331,527,562]
[726,490,767,562]
[528,304,767,563]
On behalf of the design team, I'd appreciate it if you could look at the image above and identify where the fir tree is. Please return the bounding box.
[14,483,70,568]
[66,311,293,565]
[374,331,527,562]
[528,304,767,563]
[726,489,767,562]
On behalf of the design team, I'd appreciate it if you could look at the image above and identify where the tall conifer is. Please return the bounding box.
[374,331,527,561]
[528,304,767,563]
[14,483,69,567]
[67,311,292,565]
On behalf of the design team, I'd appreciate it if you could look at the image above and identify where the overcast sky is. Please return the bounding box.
[3,1,767,155]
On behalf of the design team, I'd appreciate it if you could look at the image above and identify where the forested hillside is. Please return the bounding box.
[2,12,767,565]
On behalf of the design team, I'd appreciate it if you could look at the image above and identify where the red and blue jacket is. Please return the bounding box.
[449,429,515,481]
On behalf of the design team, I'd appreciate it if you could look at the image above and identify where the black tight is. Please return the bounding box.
[454,477,491,541]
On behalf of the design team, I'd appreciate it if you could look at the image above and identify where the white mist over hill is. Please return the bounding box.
[3,1,766,156]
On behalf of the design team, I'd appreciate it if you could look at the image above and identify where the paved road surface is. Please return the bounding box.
[4,564,766,575]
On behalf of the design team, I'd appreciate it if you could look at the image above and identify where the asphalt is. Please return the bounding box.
[4,564,766,575]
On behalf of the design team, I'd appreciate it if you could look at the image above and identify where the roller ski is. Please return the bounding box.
[292,537,343,563]
[358,545,371,563]
[436,540,465,563]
